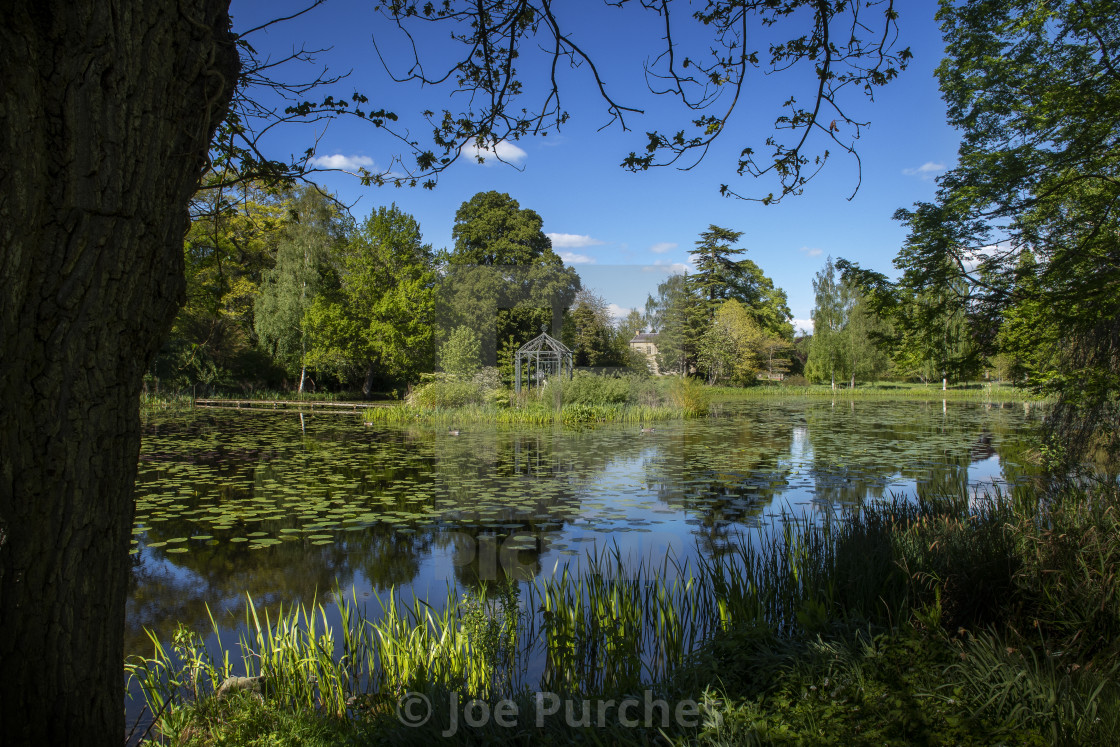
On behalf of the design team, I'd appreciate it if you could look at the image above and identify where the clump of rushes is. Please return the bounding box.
[667,375,711,416]
[128,482,1120,745]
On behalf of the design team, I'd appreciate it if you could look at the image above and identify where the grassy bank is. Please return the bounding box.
[128,480,1120,745]
[140,379,1040,419]
[364,372,711,426]
[362,401,689,427]
[709,380,1042,403]
[138,388,406,411]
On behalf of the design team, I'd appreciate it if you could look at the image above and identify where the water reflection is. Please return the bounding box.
[129,401,1041,658]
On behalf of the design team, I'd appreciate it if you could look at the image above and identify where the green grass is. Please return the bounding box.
[376,373,711,426]
[139,391,197,412]
[128,481,1120,745]
[362,402,687,426]
[708,380,1042,402]
[139,389,401,412]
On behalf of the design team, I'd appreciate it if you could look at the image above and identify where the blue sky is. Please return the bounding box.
[231,0,957,333]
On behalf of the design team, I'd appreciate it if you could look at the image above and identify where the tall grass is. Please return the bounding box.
[128,481,1120,744]
[138,391,197,413]
[383,372,711,427]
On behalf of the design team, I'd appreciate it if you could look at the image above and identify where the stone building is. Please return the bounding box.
[628,331,661,375]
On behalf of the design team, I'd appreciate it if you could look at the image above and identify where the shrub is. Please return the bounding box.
[407,380,481,408]
[407,367,507,409]
[489,388,511,409]
[558,373,631,405]
[471,366,502,390]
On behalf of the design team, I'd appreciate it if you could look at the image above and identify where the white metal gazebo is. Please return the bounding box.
[514,330,573,392]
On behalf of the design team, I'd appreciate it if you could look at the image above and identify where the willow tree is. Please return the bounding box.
[255,188,348,392]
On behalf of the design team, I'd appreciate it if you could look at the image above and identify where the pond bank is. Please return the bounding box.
[129,480,1120,745]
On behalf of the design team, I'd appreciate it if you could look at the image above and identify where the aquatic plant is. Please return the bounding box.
[126,475,1120,745]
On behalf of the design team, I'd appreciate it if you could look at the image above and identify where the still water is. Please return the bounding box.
[128,398,1041,663]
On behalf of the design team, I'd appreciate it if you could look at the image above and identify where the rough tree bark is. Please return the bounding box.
[0,2,237,743]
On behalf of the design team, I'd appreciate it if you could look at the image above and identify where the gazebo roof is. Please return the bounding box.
[517,331,572,354]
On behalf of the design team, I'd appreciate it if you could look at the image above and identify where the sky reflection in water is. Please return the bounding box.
[128,399,1041,661]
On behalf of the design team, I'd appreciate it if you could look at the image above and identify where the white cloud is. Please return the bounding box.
[799,246,823,258]
[640,259,691,274]
[902,161,946,179]
[461,139,528,165]
[792,318,814,334]
[649,242,677,254]
[607,303,632,320]
[560,252,594,265]
[962,243,1005,272]
[310,154,375,171]
[548,233,605,248]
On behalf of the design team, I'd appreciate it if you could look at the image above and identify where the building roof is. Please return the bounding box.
[630,331,659,344]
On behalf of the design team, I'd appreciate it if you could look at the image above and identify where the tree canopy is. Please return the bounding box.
[305,204,436,394]
[449,191,556,267]
[894,0,1120,456]
[440,191,580,374]
[646,224,793,380]
[255,186,348,392]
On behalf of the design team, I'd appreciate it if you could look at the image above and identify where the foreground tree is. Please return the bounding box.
[376,0,910,201]
[897,0,1120,459]
[0,3,238,743]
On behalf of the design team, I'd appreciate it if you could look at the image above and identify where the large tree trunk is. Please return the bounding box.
[0,2,237,744]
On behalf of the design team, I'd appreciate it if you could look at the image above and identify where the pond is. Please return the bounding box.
[128,398,1041,667]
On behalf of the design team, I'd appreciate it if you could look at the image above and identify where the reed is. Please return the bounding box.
[127,481,1120,744]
